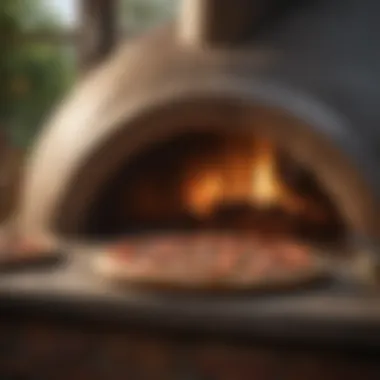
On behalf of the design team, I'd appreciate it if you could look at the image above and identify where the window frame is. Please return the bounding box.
[17,0,119,73]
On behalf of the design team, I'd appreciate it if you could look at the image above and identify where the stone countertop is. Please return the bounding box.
[0,252,379,347]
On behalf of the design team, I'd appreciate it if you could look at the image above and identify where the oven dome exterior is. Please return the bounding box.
[6,0,380,243]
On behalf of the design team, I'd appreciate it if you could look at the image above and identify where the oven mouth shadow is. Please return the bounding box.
[56,130,379,293]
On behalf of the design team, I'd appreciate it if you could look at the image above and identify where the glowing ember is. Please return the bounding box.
[114,134,342,242]
[185,168,223,217]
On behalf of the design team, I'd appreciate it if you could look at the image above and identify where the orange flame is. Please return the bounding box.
[250,140,281,207]
[183,139,308,218]
[184,167,223,217]
[249,140,303,213]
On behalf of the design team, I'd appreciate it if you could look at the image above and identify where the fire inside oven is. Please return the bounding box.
[86,131,345,248]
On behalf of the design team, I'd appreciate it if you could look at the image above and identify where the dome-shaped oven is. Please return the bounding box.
[2,0,380,287]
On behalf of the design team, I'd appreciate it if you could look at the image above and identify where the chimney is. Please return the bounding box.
[178,0,265,47]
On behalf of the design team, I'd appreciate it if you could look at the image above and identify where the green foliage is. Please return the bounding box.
[121,0,177,35]
[0,0,74,148]
[0,0,177,147]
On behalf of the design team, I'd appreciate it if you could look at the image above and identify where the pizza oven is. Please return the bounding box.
[11,1,380,251]
[1,0,380,378]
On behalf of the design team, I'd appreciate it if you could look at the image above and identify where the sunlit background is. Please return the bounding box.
[1,0,177,148]
[0,0,178,219]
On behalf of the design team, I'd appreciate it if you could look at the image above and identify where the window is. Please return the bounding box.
[1,0,77,148]
[19,0,79,32]
[119,0,178,37]
[0,0,179,219]
[1,0,180,148]
[0,0,78,219]
[6,44,76,147]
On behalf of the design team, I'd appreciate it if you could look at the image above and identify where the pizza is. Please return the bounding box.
[94,233,326,290]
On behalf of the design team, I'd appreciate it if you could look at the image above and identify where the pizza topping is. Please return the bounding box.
[102,233,317,287]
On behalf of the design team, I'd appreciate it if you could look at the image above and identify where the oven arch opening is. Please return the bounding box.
[48,99,377,251]
[83,130,346,248]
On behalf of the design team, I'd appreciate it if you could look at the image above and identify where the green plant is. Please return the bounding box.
[121,0,177,35]
[0,0,74,148]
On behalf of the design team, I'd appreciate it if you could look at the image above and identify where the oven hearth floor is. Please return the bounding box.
[0,252,379,347]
